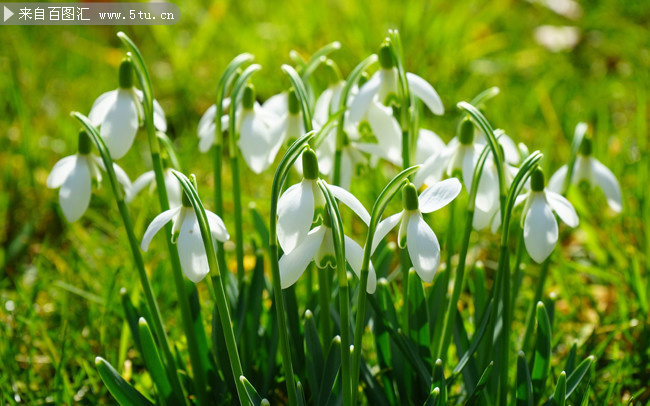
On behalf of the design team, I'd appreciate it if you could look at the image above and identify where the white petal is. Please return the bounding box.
[413,148,451,188]
[279,226,326,289]
[406,72,444,115]
[277,180,315,253]
[47,155,77,189]
[371,212,403,253]
[112,162,132,191]
[367,102,401,159]
[238,112,273,174]
[206,210,230,242]
[460,145,480,192]
[328,184,370,225]
[314,87,334,125]
[141,206,181,251]
[127,171,156,203]
[59,157,92,222]
[418,178,462,214]
[473,204,496,231]
[198,104,216,137]
[344,236,376,294]
[497,132,520,165]
[546,190,579,227]
[153,99,167,132]
[474,159,500,213]
[348,72,381,123]
[100,89,139,159]
[590,158,622,212]
[355,142,401,166]
[89,90,118,126]
[177,212,211,283]
[406,212,441,283]
[263,92,288,117]
[523,194,558,263]
[198,127,216,153]
[547,165,568,193]
[415,129,446,165]
[164,170,183,208]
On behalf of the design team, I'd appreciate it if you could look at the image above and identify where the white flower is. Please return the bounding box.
[277,149,370,254]
[348,44,444,125]
[371,179,461,283]
[127,168,182,208]
[47,132,131,222]
[89,59,167,159]
[547,138,622,213]
[314,80,345,126]
[357,127,445,168]
[197,97,230,153]
[269,89,307,173]
[534,25,580,53]
[140,202,229,283]
[279,223,377,294]
[520,168,579,263]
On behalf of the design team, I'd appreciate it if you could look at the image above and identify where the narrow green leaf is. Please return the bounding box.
[408,268,430,354]
[551,371,566,406]
[304,309,324,399]
[240,376,264,406]
[318,336,342,406]
[250,205,270,251]
[120,288,143,354]
[138,318,173,404]
[359,357,392,406]
[564,343,577,376]
[423,387,440,406]
[297,380,307,406]
[516,351,534,406]
[96,356,154,406]
[565,356,594,399]
[531,302,552,402]
[431,359,447,405]
[452,300,493,377]
[285,285,305,375]
[466,361,493,405]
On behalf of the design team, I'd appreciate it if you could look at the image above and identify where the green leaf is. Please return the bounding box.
[516,351,534,406]
[138,318,173,404]
[431,359,446,405]
[564,343,577,376]
[120,288,143,354]
[408,268,429,355]
[452,300,493,377]
[304,309,324,399]
[531,302,552,402]
[250,204,270,251]
[466,361,493,405]
[318,336,342,406]
[565,356,594,399]
[286,285,305,375]
[240,376,264,406]
[297,380,307,406]
[359,358,392,406]
[423,387,440,406]
[551,371,566,406]
[96,356,154,406]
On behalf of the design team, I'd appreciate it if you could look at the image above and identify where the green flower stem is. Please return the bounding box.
[318,266,332,346]
[333,54,378,186]
[282,64,314,133]
[436,143,492,363]
[269,133,316,406]
[73,112,186,405]
[117,33,209,404]
[350,166,419,405]
[318,180,351,406]
[228,64,262,281]
[172,171,248,406]
[521,259,550,354]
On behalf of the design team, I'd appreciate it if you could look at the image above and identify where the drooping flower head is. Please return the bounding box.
[140,187,229,283]
[89,58,167,159]
[372,179,461,283]
[127,164,182,208]
[548,136,622,213]
[47,130,130,222]
[520,168,579,263]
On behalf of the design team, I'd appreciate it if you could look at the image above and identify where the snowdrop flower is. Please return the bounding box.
[127,166,182,208]
[277,148,370,254]
[270,89,306,173]
[197,97,230,153]
[316,127,368,190]
[140,190,229,283]
[89,59,167,159]
[358,127,445,168]
[348,43,444,127]
[519,168,578,263]
[279,210,377,293]
[313,60,345,126]
[371,179,462,282]
[47,131,131,222]
[548,136,622,212]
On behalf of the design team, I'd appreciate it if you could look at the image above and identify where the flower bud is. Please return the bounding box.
[530,167,545,192]
[288,88,300,115]
[302,148,319,180]
[378,42,395,69]
[78,130,92,155]
[459,118,474,145]
[402,182,419,211]
[119,58,134,89]
[242,84,255,109]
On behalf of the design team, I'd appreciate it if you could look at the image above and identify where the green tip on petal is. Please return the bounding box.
[402,182,419,211]
[118,58,134,89]
[288,88,300,115]
[358,71,370,87]
[531,167,545,192]
[459,118,474,145]
[243,84,255,109]
[302,148,319,180]
[323,59,342,85]
[580,135,592,156]
[78,130,92,154]
[378,42,394,69]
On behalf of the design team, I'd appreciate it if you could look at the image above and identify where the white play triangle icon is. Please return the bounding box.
[4,6,14,22]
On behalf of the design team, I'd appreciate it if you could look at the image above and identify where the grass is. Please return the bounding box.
[1,0,649,404]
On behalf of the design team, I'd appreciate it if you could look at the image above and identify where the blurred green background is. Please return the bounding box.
[1,0,649,403]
